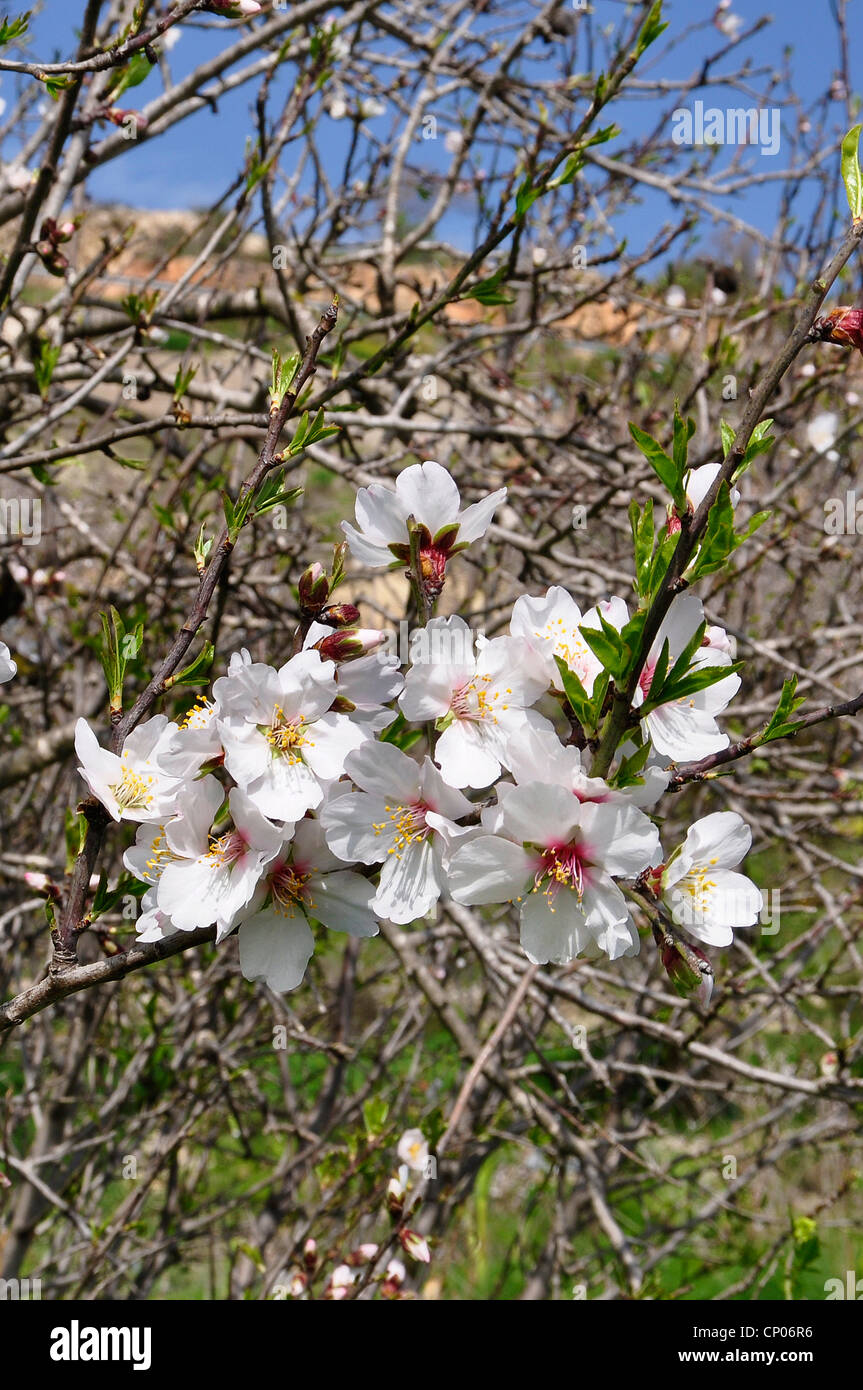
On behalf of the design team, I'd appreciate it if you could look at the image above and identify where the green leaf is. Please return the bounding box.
[612,737,651,789]
[672,405,695,478]
[629,421,685,507]
[362,1096,389,1137]
[635,0,668,57]
[759,675,806,745]
[462,265,514,306]
[0,12,31,47]
[164,642,215,690]
[720,420,735,458]
[380,712,424,751]
[841,123,863,220]
[515,175,541,219]
[645,659,743,712]
[629,498,655,597]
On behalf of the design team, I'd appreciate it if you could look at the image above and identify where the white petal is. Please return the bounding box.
[447,836,535,904]
[238,909,315,991]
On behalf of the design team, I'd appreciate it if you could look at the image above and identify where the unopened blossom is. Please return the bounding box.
[126,777,283,940]
[399,616,553,789]
[320,741,472,922]
[326,1264,355,1300]
[659,811,762,947]
[397,1128,430,1174]
[0,640,16,684]
[236,819,378,992]
[214,648,367,821]
[509,585,604,694]
[340,461,506,595]
[203,0,262,16]
[448,782,660,964]
[75,715,192,823]
[399,1229,431,1263]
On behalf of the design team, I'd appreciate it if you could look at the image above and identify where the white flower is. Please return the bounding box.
[328,95,348,121]
[171,694,223,772]
[214,648,367,821]
[162,26,182,50]
[75,716,191,823]
[531,246,548,268]
[602,594,739,761]
[661,812,762,947]
[359,96,386,119]
[236,818,378,992]
[448,782,660,964]
[399,616,553,789]
[806,411,839,455]
[341,460,506,578]
[664,284,687,309]
[0,640,16,684]
[320,741,472,923]
[397,1128,429,1173]
[510,585,604,694]
[683,462,740,511]
[444,130,463,155]
[715,9,744,40]
[1,161,32,192]
[147,781,284,940]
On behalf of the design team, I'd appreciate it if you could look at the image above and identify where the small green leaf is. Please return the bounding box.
[841,124,863,220]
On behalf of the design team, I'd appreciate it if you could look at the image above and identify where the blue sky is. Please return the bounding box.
[10,1,863,268]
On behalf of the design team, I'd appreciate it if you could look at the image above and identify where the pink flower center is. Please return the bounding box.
[638,658,656,699]
[270,861,313,915]
[205,829,248,867]
[535,840,590,905]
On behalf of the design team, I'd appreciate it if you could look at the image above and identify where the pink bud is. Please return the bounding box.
[315,628,386,663]
[399,1229,431,1264]
[320,602,360,627]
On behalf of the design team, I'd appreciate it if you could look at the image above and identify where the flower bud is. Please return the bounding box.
[658,932,714,1007]
[810,306,863,355]
[324,1264,354,1300]
[315,628,386,663]
[302,1237,317,1272]
[298,562,329,613]
[386,1174,406,1216]
[320,602,360,627]
[204,0,262,15]
[346,1242,379,1266]
[398,1228,431,1264]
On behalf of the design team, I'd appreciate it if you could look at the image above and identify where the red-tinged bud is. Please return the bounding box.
[666,505,682,535]
[315,628,386,662]
[302,1237,317,1272]
[386,1174,406,1217]
[810,306,863,355]
[398,1228,431,1264]
[39,218,58,242]
[107,108,149,132]
[320,602,360,627]
[820,1051,839,1079]
[658,932,714,1007]
[287,1270,307,1297]
[298,561,329,613]
[57,220,76,242]
[204,0,262,15]
[346,1243,379,1267]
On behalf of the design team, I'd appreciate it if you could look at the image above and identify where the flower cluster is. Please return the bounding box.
[77,461,761,999]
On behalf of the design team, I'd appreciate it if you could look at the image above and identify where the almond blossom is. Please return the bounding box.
[75,715,192,823]
[125,776,283,940]
[658,811,762,947]
[448,781,661,964]
[214,648,367,821]
[399,616,553,789]
[509,585,603,693]
[340,460,506,594]
[601,593,740,760]
[0,640,15,683]
[236,818,378,991]
[320,740,473,922]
